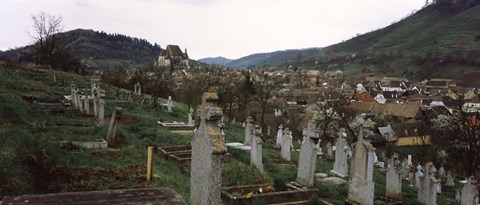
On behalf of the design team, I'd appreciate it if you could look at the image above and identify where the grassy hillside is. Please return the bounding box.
[0,63,462,204]
[0,29,161,70]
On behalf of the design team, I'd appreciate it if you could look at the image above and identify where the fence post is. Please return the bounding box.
[147,146,153,183]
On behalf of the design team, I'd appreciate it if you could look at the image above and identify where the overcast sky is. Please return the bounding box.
[0,0,425,60]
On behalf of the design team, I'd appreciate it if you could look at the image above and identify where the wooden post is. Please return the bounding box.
[147,146,153,183]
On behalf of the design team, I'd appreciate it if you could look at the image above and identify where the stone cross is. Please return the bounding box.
[106,107,122,147]
[297,120,319,187]
[407,155,412,166]
[347,125,376,205]
[188,108,194,126]
[415,165,424,189]
[190,93,227,205]
[386,153,402,200]
[244,116,254,146]
[167,96,173,112]
[281,128,293,161]
[250,128,264,173]
[460,176,478,205]
[331,128,349,178]
[417,163,439,205]
[276,124,283,147]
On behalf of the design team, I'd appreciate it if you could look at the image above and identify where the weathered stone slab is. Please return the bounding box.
[1,188,186,205]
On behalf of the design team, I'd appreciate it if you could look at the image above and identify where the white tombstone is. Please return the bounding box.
[98,99,105,125]
[417,163,439,205]
[415,165,424,189]
[188,108,195,126]
[446,171,455,187]
[347,125,376,205]
[438,165,446,178]
[407,155,412,166]
[297,121,319,187]
[250,129,264,173]
[167,96,173,112]
[386,153,402,200]
[461,176,478,205]
[244,116,254,146]
[190,93,227,205]
[134,82,141,95]
[281,128,293,161]
[331,128,349,178]
[276,124,283,147]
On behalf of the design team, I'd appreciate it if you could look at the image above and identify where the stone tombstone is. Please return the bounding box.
[407,155,413,166]
[438,165,446,178]
[386,153,402,200]
[188,108,195,126]
[326,142,333,158]
[415,165,424,189]
[106,107,122,147]
[83,98,90,114]
[134,82,141,95]
[461,176,478,205]
[98,89,106,125]
[417,163,439,205]
[243,116,254,146]
[71,82,77,107]
[190,93,227,205]
[276,124,283,147]
[331,128,349,178]
[281,128,293,161]
[446,171,455,187]
[347,125,376,205]
[250,128,264,173]
[297,120,319,187]
[167,96,173,112]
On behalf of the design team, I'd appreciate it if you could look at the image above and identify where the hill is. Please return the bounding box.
[225,47,323,69]
[231,1,480,79]
[0,29,161,70]
[197,56,232,65]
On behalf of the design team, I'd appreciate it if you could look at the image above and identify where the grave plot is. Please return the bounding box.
[221,182,320,205]
[158,144,192,164]
[158,144,231,164]
[157,121,195,135]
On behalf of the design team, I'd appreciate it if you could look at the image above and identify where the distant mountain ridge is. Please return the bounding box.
[224,47,323,68]
[197,56,232,65]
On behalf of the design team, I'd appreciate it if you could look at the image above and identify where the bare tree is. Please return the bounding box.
[253,71,276,137]
[27,12,66,69]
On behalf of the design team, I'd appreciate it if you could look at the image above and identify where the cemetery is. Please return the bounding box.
[1,65,479,205]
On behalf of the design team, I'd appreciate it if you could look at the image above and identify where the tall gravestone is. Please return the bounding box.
[190,93,227,205]
[71,82,77,107]
[244,116,254,146]
[188,108,194,126]
[331,128,349,177]
[281,128,293,161]
[250,128,264,173]
[417,163,439,205]
[167,96,173,112]
[461,176,479,205]
[106,107,122,147]
[98,89,106,125]
[134,82,141,95]
[386,153,402,200]
[276,124,283,147]
[346,126,376,205]
[297,120,319,187]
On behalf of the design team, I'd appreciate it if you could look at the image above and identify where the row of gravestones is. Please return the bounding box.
[187,92,480,205]
[245,114,480,205]
[70,81,105,125]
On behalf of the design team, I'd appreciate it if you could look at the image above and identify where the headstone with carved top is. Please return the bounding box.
[297,120,319,187]
[190,93,227,205]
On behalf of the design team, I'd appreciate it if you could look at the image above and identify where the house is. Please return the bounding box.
[391,122,430,146]
[462,95,480,113]
[157,45,189,67]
